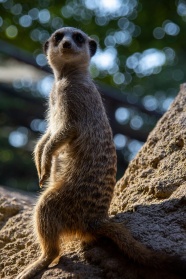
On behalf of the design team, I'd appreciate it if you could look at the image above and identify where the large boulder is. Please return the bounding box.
[1,85,186,279]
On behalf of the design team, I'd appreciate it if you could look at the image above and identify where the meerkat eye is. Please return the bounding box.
[54,32,64,44]
[73,33,85,44]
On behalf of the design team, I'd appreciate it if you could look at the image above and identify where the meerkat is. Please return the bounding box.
[16,27,185,279]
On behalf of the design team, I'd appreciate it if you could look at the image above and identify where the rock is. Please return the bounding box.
[110,84,186,269]
[1,85,186,279]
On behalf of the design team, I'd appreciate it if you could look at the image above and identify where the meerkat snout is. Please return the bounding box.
[63,40,72,49]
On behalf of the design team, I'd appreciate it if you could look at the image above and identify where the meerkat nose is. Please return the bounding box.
[63,41,72,49]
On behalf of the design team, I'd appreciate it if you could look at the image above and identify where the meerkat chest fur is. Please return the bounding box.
[48,79,69,135]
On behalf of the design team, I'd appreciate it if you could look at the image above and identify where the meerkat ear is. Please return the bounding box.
[89,39,97,57]
[43,41,49,55]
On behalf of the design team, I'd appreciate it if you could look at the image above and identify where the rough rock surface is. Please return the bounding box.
[1,85,186,279]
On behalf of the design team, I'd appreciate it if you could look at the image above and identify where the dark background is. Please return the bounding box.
[0,0,185,191]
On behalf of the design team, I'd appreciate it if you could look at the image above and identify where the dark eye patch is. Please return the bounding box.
[73,32,85,45]
[54,32,64,44]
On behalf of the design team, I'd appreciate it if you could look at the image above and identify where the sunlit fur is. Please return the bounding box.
[16,27,185,279]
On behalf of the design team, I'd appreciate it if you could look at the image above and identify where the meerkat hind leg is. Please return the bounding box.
[16,253,55,279]
[16,202,63,278]
[16,236,61,279]
[16,242,61,279]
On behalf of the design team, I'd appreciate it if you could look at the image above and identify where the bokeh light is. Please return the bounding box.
[6,25,18,38]
[115,107,130,124]
[9,127,28,148]
[114,134,127,150]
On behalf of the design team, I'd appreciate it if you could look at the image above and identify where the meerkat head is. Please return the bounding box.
[43,27,97,76]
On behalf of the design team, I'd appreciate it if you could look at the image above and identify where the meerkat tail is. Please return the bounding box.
[96,219,186,275]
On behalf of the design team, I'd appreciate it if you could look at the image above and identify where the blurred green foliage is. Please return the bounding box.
[0,0,186,190]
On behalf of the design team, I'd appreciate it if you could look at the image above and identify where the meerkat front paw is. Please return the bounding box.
[39,172,49,187]
[34,148,42,179]
[39,162,51,186]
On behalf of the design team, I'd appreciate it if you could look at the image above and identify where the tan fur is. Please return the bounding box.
[16,27,185,279]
